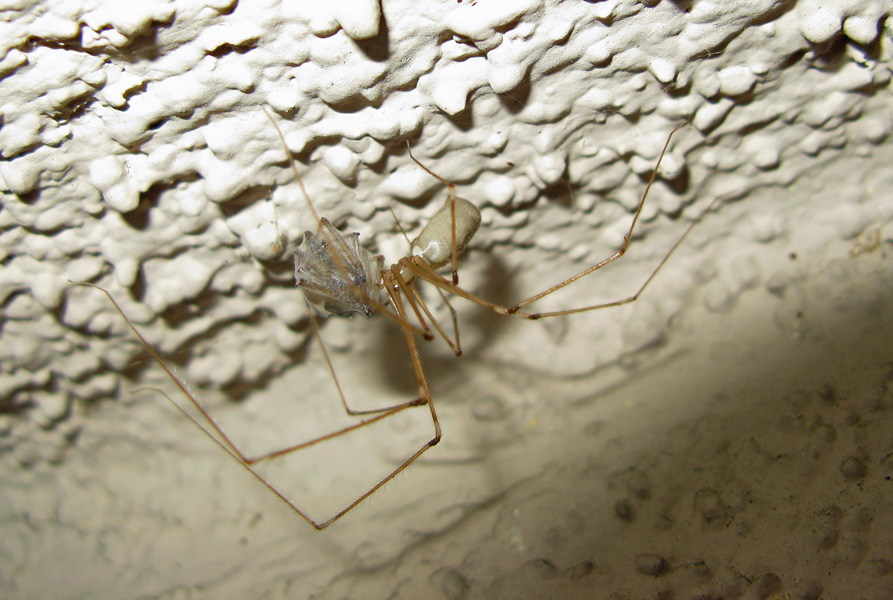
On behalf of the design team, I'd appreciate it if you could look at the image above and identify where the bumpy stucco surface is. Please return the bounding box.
[1,0,892,598]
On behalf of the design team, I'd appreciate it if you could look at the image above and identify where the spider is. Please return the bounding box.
[75,113,713,529]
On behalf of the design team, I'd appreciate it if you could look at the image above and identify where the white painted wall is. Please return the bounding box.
[1,1,892,598]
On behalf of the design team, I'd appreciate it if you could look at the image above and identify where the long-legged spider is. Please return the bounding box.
[76,112,714,529]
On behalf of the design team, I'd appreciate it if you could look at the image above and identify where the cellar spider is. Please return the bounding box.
[75,112,711,530]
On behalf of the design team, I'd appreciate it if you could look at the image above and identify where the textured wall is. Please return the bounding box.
[1,0,892,598]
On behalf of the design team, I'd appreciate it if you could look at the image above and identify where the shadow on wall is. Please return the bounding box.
[460,246,893,597]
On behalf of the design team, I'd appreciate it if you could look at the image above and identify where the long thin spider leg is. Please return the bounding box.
[131,386,328,529]
[386,204,461,353]
[508,120,689,314]
[391,273,435,338]
[263,107,321,224]
[400,258,514,317]
[405,142,462,285]
[392,269,461,355]
[402,191,723,320]
[134,385,423,530]
[435,285,462,353]
[71,281,254,460]
[305,294,428,417]
[241,401,423,463]
[382,273,438,424]
[72,280,423,452]
[518,194,724,318]
[400,272,462,355]
[305,273,442,529]
[365,291,435,340]
[134,386,419,524]
[381,203,463,353]
[75,279,439,529]
[384,206,446,345]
